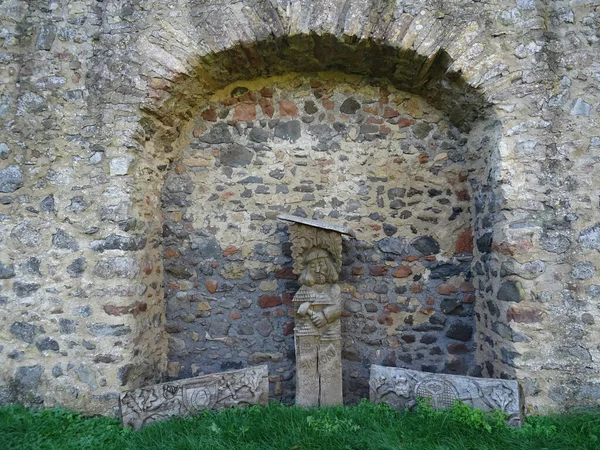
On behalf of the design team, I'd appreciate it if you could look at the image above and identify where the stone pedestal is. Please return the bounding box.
[279,214,354,407]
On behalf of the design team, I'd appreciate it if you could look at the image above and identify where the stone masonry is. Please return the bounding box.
[0,0,598,416]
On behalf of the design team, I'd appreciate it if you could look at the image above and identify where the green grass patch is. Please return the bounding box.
[1,400,599,450]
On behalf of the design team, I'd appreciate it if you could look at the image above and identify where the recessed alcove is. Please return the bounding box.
[143,50,502,401]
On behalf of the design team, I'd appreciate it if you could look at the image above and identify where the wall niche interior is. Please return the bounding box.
[159,73,494,403]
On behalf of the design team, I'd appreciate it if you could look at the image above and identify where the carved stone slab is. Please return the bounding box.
[120,366,269,429]
[370,365,523,427]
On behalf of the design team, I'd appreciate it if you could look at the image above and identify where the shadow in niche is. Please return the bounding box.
[146,33,489,138]
[145,32,517,403]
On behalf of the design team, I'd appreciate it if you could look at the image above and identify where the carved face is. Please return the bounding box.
[299,251,338,286]
[309,257,328,284]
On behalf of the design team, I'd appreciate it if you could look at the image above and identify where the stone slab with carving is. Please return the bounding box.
[369,365,523,427]
[120,366,268,429]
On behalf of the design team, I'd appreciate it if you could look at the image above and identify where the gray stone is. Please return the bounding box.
[40,194,55,213]
[52,229,79,251]
[13,281,41,297]
[377,237,407,255]
[90,234,146,252]
[110,157,134,176]
[75,365,98,391]
[440,298,462,315]
[571,98,591,116]
[59,318,76,334]
[580,223,600,251]
[498,281,524,302]
[370,366,522,426]
[36,337,60,352]
[249,127,270,143]
[412,122,433,139]
[68,195,88,212]
[0,143,10,159]
[540,233,571,254]
[339,98,361,114]
[587,285,600,298]
[36,24,57,50]
[0,262,15,279]
[445,321,473,341]
[20,257,41,276]
[500,259,545,280]
[344,299,362,313]
[274,120,301,142]
[67,258,86,277]
[255,318,273,337]
[199,123,233,144]
[410,236,440,255]
[120,366,268,429]
[220,144,254,167]
[93,257,138,279]
[568,346,592,361]
[572,261,595,280]
[11,220,43,247]
[52,364,63,378]
[0,166,23,193]
[14,365,44,389]
[87,323,132,337]
[10,322,43,343]
[192,236,221,258]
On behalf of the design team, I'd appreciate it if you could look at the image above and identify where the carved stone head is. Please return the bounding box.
[298,247,339,286]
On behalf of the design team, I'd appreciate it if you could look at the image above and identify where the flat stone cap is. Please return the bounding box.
[278,214,355,238]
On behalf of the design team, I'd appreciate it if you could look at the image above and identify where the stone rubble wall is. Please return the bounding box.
[161,74,484,403]
[0,0,598,415]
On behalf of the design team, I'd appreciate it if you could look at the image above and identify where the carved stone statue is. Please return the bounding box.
[278,214,354,407]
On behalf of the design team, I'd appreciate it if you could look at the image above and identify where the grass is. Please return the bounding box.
[0,400,599,450]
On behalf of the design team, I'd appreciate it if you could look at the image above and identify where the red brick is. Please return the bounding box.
[205,279,218,294]
[352,266,364,275]
[380,125,391,135]
[410,282,424,293]
[367,117,383,124]
[282,293,293,304]
[229,310,241,320]
[377,313,393,326]
[447,343,469,354]
[259,98,274,117]
[222,245,239,257]
[310,80,323,88]
[460,282,475,292]
[370,265,388,276]
[322,98,334,110]
[393,266,412,278]
[455,189,471,201]
[436,283,457,296]
[283,322,295,336]
[273,308,285,318]
[275,267,297,279]
[455,228,474,254]
[201,107,217,122]
[260,86,274,97]
[422,255,437,262]
[419,307,435,315]
[104,305,130,316]
[426,295,436,305]
[383,106,399,118]
[384,303,401,313]
[507,305,545,324]
[463,294,475,304]
[259,295,282,308]
[279,100,298,116]
[363,106,378,115]
[403,255,419,262]
[164,248,180,259]
[234,103,256,121]
[397,118,414,128]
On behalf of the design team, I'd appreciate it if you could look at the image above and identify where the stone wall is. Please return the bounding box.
[0,0,598,415]
[161,74,485,402]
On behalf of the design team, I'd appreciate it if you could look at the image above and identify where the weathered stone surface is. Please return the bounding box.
[0,166,23,193]
[370,366,522,427]
[497,281,524,303]
[0,262,15,279]
[411,236,440,255]
[120,366,268,429]
[10,322,43,343]
[580,223,600,251]
[93,258,138,279]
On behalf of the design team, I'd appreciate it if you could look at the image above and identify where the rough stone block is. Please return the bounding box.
[120,366,269,429]
[370,365,523,427]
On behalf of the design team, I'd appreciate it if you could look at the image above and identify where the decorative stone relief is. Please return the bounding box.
[280,214,354,407]
[120,366,268,429]
[370,365,523,427]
